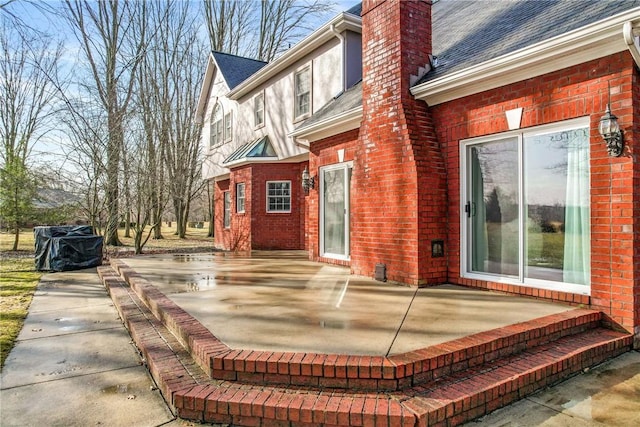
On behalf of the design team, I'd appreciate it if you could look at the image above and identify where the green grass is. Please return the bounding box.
[0,257,41,369]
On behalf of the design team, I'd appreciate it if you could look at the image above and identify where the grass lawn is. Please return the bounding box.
[0,257,40,369]
[0,223,213,370]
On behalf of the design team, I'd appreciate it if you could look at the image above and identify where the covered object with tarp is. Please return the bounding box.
[34,226,103,272]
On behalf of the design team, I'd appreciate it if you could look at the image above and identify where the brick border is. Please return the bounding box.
[99,263,633,426]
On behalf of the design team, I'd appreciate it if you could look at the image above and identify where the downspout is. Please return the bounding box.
[623,21,640,68]
[330,23,346,91]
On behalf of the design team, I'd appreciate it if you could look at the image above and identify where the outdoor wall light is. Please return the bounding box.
[599,104,624,157]
[302,166,315,194]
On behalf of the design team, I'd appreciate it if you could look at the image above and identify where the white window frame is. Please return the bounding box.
[210,103,224,148]
[266,181,291,213]
[254,92,264,128]
[459,117,590,295]
[294,65,311,120]
[223,191,231,229]
[319,162,352,261]
[224,111,233,142]
[236,182,245,213]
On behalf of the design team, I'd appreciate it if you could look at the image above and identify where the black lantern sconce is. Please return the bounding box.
[598,81,624,159]
[302,166,315,194]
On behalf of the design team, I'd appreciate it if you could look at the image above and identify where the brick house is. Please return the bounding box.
[199,0,640,345]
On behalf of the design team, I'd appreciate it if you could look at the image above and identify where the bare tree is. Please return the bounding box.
[0,17,61,250]
[255,0,334,62]
[202,0,335,62]
[202,0,252,55]
[63,0,147,246]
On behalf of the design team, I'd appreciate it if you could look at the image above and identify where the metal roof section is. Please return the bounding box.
[412,0,640,105]
[290,81,362,143]
[223,135,278,167]
[211,51,268,90]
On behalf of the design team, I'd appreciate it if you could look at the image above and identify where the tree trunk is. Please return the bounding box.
[12,224,19,251]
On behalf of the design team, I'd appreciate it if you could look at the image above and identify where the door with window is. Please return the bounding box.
[462,118,590,294]
[320,163,351,259]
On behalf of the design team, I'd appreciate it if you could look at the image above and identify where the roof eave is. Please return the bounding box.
[223,157,280,169]
[411,7,640,106]
[228,13,362,100]
[290,106,363,143]
[195,53,230,123]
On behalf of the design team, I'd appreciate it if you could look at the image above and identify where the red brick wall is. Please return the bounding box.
[430,52,639,334]
[308,129,359,263]
[353,0,447,285]
[249,163,307,250]
[214,163,307,251]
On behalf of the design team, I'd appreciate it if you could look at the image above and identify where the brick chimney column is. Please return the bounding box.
[351,0,447,285]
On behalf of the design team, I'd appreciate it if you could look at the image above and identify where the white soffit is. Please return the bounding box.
[411,8,640,106]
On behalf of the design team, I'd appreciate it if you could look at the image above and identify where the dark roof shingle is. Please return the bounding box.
[212,51,267,90]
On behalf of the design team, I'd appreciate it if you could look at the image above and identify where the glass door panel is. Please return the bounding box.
[468,139,519,277]
[321,165,350,257]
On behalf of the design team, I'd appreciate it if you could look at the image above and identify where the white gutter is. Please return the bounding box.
[330,23,346,92]
[412,7,640,106]
[623,21,640,68]
[289,106,363,143]
[228,13,361,100]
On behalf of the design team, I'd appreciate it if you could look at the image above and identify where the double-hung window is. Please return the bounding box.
[223,191,231,228]
[266,181,291,213]
[210,104,223,147]
[224,112,233,141]
[461,118,590,294]
[236,183,245,213]
[294,67,311,119]
[254,92,264,128]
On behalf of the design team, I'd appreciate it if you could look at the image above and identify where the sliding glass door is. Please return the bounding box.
[463,119,590,294]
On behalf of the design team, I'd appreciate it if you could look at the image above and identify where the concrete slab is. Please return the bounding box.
[465,350,640,426]
[0,269,175,427]
[122,252,572,356]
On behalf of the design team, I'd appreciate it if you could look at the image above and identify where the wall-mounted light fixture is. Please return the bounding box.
[598,83,624,159]
[302,166,315,194]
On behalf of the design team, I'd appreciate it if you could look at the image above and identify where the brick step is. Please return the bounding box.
[109,259,604,392]
[98,265,632,427]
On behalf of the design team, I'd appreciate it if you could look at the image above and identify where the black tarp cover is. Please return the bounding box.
[34,226,103,271]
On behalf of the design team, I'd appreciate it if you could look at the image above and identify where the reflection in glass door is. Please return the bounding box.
[320,164,351,259]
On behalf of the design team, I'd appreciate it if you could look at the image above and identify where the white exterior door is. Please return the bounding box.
[320,163,351,260]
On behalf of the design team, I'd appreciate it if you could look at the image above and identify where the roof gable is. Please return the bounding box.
[211,51,267,90]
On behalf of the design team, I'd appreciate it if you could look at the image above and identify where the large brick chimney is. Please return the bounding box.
[351,0,447,285]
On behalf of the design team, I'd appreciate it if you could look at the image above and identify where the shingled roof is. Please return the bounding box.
[211,51,267,90]
[422,0,640,82]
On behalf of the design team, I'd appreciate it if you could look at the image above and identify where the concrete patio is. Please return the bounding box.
[96,251,633,426]
[120,251,573,356]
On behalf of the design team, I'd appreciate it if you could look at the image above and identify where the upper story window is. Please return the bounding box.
[210,103,223,148]
[294,66,311,119]
[254,92,264,128]
[224,112,233,142]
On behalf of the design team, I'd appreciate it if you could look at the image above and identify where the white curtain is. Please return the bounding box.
[563,132,590,285]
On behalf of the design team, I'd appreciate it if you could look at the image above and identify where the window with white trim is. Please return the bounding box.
[236,183,245,213]
[254,92,264,128]
[461,118,590,295]
[266,181,291,213]
[210,104,223,147]
[294,67,311,119]
[223,191,231,228]
[224,111,232,141]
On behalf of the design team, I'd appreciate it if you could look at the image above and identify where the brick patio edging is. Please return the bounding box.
[109,259,618,392]
[98,263,633,427]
